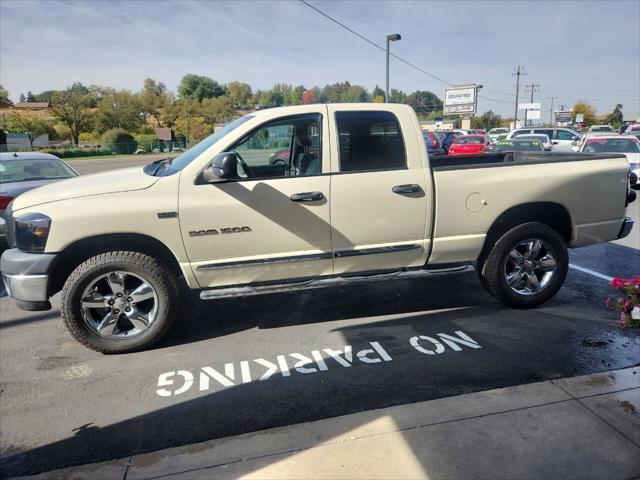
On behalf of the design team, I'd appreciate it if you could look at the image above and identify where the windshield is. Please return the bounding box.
[493,140,543,152]
[582,138,640,154]
[590,126,612,132]
[0,158,77,183]
[162,114,254,174]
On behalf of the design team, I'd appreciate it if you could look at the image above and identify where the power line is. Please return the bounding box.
[298,0,513,104]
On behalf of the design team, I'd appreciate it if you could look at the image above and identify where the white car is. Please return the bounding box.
[514,134,553,151]
[506,128,581,152]
[487,127,510,142]
[579,134,640,179]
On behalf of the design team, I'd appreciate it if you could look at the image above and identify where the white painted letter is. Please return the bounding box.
[437,331,482,351]
[311,350,329,371]
[323,346,353,367]
[240,360,252,384]
[371,342,393,362]
[156,371,175,397]
[254,358,279,381]
[290,353,317,374]
[277,355,291,377]
[200,364,235,390]
[410,336,445,355]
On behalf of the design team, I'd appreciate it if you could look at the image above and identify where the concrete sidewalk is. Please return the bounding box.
[20,367,640,479]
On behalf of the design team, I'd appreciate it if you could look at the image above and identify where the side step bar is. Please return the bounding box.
[199,265,475,300]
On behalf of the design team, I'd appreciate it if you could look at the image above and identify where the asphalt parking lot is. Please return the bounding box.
[0,160,639,477]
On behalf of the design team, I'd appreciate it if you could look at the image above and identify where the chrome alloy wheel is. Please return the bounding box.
[80,271,158,338]
[504,239,557,296]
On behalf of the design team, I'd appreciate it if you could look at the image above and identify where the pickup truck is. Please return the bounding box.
[1,104,637,353]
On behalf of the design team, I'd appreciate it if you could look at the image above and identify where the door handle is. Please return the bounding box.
[392,184,421,194]
[290,191,325,202]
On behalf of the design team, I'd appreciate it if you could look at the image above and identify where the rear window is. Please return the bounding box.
[0,158,77,183]
[582,137,640,154]
[454,136,484,145]
[336,111,406,172]
[493,140,543,152]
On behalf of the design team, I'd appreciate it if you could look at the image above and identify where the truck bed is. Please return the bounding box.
[429,152,626,171]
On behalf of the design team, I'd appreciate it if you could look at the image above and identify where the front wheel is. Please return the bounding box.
[61,251,180,353]
[480,222,568,308]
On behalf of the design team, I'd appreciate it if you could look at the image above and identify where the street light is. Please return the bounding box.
[386,33,401,103]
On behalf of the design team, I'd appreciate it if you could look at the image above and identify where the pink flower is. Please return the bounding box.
[611,278,625,289]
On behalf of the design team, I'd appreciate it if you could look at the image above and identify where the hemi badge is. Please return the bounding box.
[157,212,178,219]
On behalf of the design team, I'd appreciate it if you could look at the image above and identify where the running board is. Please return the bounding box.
[199,265,475,300]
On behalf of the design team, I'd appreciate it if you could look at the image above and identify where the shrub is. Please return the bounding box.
[101,129,137,154]
[133,133,157,152]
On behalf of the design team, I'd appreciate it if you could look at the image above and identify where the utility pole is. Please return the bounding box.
[513,65,525,127]
[548,96,556,126]
[385,34,401,102]
[524,83,540,126]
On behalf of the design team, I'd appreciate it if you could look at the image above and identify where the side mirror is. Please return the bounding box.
[553,141,559,145]
[202,152,239,182]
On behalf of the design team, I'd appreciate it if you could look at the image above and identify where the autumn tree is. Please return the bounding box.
[572,101,597,127]
[226,81,253,105]
[6,112,52,148]
[371,85,385,102]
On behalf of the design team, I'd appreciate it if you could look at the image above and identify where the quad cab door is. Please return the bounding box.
[179,108,333,288]
[327,106,432,274]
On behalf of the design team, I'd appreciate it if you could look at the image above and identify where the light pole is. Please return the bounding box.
[386,33,401,102]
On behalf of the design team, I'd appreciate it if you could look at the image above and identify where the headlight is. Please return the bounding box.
[15,213,52,253]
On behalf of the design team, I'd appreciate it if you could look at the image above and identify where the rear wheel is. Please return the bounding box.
[480,222,568,308]
[61,251,180,353]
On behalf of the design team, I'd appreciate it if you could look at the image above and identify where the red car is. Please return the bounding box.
[447,135,492,156]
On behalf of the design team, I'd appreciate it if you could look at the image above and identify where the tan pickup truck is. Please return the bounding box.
[1,104,637,353]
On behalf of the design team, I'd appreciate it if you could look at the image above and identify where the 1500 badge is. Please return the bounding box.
[189,226,252,237]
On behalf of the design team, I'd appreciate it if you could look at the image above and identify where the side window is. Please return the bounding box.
[556,130,576,141]
[533,129,553,139]
[230,114,322,178]
[336,111,406,172]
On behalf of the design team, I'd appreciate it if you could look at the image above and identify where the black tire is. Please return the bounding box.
[61,251,181,354]
[479,222,568,309]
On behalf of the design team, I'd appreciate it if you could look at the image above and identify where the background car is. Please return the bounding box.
[447,135,492,156]
[422,131,445,156]
[491,139,545,152]
[579,135,640,178]
[514,134,553,151]
[0,152,79,242]
[623,124,640,139]
[588,125,613,133]
[487,127,509,141]
[506,127,580,152]
[439,131,463,154]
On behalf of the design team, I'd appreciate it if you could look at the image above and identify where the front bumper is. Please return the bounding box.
[617,217,634,240]
[1,248,56,311]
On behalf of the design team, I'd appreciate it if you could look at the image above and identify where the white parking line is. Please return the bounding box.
[569,264,614,282]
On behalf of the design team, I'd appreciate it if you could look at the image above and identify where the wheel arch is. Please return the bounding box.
[47,233,184,297]
[477,202,573,271]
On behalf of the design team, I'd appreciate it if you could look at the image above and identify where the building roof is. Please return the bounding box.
[14,102,50,109]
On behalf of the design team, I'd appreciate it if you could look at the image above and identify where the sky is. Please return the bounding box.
[1,0,639,117]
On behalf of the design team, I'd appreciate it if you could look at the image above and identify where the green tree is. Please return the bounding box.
[371,85,385,101]
[139,78,173,128]
[95,90,143,133]
[321,82,352,103]
[200,96,234,125]
[259,89,284,107]
[605,104,623,128]
[52,84,95,146]
[405,90,443,115]
[32,90,59,103]
[26,91,36,102]
[101,129,137,154]
[476,110,502,130]
[341,85,369,103]
[19,93,25,103]
[388,89,406,103]
[226,81,253,105]
[178,74,225,102]
[6,112,51,148]
[0,85,11,104]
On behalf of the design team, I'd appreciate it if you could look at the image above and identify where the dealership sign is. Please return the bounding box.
[444,85,477,115]
[156,330,483,397]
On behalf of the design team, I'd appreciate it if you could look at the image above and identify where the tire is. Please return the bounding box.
[61,251,181,354]
[479,222,568,309]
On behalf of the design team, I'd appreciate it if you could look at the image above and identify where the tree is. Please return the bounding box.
[371,85,385,102]
[32,90,58,103]
[341,85,369,103]
[26,91,36,102]
[405,90,443,115]
[259,89,284,107]
[605,104,623,129]
[302,89,317,105]
[178,74,225,102]
[0,85,11,104]
[101,129,137,154]
[95,89,143,133]
[200,96,234,125]
[19,93,25,103]
[476,110,502,130]
[139,78,171,128]
[6,113,51,148]
[388,89,406,103]
[226,81,253,106]
[572,101,597,127]
[52,84,95,146]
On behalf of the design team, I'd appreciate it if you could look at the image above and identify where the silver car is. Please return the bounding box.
[0,152,79,242]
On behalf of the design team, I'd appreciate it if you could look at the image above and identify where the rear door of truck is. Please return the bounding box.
[327,105,434,274]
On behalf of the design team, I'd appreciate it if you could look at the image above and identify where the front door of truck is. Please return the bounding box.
[327,107,430,274]
[179,110,333,288]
